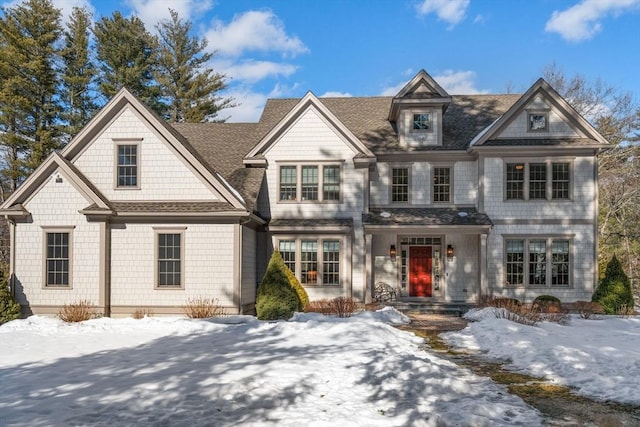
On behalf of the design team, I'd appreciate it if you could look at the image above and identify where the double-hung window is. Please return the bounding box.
[116,144,139,188]
[504,237,571,287]
[279,164,341,202]
[44,229,72,287]
[433,167,451,203]
[276,238,342,286]
[505,161,571,201]
[156,230,184,288]
[391,167,409,203]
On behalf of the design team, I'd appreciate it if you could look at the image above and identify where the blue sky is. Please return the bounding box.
[6,0,640,122]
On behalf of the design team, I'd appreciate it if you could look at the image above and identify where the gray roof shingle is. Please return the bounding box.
[363,208,493,227]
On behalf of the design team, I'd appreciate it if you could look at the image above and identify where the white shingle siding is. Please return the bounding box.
[110,223,235,307]
[73,107,217,201]
[444,235,479,302]
[483,156,596,220]
[14,174,100,306]
[454,161,478,205]
[264,108,364,218]
[486,224,595,301]
[399,109,441,147]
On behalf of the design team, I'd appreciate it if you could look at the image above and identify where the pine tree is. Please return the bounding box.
[0,0,62,185]
[93,11,162,112]
[592,255,634,314]
[60,7,97,140]
[154,9,233,123]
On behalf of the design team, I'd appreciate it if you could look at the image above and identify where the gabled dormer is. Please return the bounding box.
[388,70,452,148]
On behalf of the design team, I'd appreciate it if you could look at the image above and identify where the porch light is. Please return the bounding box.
[446,244,454,258]
[389,245,397,260]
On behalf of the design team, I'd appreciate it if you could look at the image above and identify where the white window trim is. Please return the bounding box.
[276,236,345,286]
[527,111,549,132]
[504,159,573,201]
[410,112,434,133]
[389,164,411,204]
[503,235,573,288]
[42,226,75,289]
[430,164,454,204]
[113,139,142,190]
[277,162,343,204]
[154,227,186,289]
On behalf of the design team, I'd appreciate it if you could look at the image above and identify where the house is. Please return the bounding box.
[0,70,609,316]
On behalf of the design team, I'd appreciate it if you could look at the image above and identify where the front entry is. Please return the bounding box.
[409,246,432,297]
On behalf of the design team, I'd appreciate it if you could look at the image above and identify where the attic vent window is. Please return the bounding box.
[528,113,548,131]
[413,113,431,130]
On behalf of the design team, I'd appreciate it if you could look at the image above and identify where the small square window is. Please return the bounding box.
[413,113,431,130]
[528,113,548,131]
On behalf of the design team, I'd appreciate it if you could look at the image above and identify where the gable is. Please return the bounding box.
[245,92,375,165]
[470,79,609,147]
[72,106,220,201]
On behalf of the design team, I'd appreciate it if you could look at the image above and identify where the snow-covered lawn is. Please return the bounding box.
[0,308,541,427]
[442,308,640,406]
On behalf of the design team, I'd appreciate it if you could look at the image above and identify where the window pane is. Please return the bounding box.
[323,166,340,201]
[301,166,319,201]
[46,232,70,286]
[158,233,181,287]
[529,163,546,200]
[117,145,137,187]
[279,166,297,201]
[506,164,524,200]
[391,168,409,203]
[552,163,570,200]
[300,240,318,284]
[433,167,451,203]
[279,240,296,274]
[323,240,340,285]
[528,240,547,285]
[413,113,430,130]
[505,240,524,286]
[551,240,570,286]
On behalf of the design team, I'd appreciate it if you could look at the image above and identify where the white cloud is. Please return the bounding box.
[380,70,487,96]
[205,10,309,58]
[545,0,640,42]
[433,70,487,94]
[124,0,213,28]
[320,91,353,98]
[224,89,267,122]
[216,59,298,83]
[415,0,470,26]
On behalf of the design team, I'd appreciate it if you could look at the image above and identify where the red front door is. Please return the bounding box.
[409,246,432,297]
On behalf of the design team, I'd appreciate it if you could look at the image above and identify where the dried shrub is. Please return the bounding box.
[132,308,154,319]
[304,297,360,318]
[58,300,96,323]
[572,301,604,319]
[183,296,225,319]
[616,304,635,318]
[485,297,569,326]
[532,295,562,313]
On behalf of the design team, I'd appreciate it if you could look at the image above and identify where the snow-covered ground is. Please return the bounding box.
[442,308,640,406]
[0,308,541,427]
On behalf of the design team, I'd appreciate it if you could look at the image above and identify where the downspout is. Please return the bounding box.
[8,218,16,297]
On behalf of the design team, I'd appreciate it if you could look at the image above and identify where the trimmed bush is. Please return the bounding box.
[533,295,562,313]
[256,251,300,320]
[592,255,634,314]
[285,266,309,310]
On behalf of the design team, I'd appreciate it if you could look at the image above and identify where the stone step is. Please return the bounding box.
[386,302,472,317]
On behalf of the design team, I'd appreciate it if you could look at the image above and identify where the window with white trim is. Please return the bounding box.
[116,144,138,188]
[528,112,548,131]
[278,164,341,202]
[391,167,409,203]
[433,167,451,203]
[276,238,342,286]
[505,161,571,201]
[504,237,571,287]
[156,231,183,287]
[44,230,72,287]
[413,113,431,130]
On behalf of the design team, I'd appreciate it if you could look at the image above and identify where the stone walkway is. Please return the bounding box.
[399,313,468,333]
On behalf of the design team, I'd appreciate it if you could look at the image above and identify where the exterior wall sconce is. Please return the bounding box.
[446,244,455,258]
[389,245,397,260]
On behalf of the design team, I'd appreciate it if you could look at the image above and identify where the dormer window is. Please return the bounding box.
[413,113,431,130]
[528,113,548,132]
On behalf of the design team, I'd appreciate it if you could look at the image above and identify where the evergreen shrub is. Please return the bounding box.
[0,264,21,325]
[256,251,300,320]
[285,266,309,310]
[592,255,634,314]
